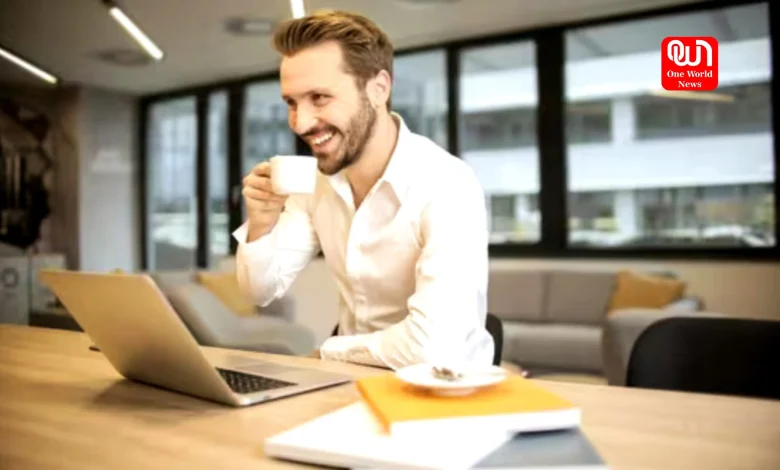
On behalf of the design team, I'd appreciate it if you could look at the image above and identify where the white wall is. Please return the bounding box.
[78,88,140,272]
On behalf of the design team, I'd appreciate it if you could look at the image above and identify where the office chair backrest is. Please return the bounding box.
[627,316,780,400]
[486,313,503,366]
[331,313,505,366]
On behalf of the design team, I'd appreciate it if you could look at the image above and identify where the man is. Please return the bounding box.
[233,10,493,370]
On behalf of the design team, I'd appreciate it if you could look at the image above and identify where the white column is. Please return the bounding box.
[515,194,530,221]
[611,98,635,144]
[614,190,639,238]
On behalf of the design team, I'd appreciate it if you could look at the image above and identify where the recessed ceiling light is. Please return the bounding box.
[224,17,276,36]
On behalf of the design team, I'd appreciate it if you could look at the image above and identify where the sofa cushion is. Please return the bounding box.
[488,270,546,322]
[502,322,602,373]
[545,270,615,325]
[608,270,686,313]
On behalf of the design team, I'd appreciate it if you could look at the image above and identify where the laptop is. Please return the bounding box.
[38,269,352,407]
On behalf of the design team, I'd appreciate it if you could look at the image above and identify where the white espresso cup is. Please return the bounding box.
[269,155,318,195]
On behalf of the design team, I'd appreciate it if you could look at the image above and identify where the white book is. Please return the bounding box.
[264,401,514,470]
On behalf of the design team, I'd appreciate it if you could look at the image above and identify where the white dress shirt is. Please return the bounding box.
[233,115,494,370]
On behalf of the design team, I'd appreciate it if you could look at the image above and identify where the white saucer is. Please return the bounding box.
[395,363,508,396]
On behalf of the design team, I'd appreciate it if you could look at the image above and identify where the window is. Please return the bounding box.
[565,2,775,248]
[242,81,295,219]
[207,91,229,266]
[459,41,541,243]
[243,81,294,174]
[461,108,536,152]
[567,101,612,144]
[635,83,772,139]
[392,50,448,149]
[141,1,778,263]
[146,97,197,269]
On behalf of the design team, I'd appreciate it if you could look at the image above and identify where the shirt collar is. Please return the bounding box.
[379,112,413,201]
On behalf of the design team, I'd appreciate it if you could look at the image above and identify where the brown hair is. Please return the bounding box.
[272,10,394,108]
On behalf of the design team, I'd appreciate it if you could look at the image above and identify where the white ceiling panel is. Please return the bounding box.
[0,0,719,95]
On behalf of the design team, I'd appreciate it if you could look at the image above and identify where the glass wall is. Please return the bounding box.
[146,97,197,270]
[242,81,295,220]
[207,91,229,266]
[564,2,774,248]
[392,50,448,148]
[141,0,777,266]
[459,41,541,243]
[243,81,294,173]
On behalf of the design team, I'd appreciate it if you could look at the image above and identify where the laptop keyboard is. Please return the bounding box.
[216,368,297,394]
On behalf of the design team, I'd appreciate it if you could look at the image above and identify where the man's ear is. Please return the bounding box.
[368,70,392,109]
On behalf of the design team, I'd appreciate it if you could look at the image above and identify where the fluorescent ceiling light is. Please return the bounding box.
[290,0,306,18]
[0,45,58,84]
[107,4,164,60]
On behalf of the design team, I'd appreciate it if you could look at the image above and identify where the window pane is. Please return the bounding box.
[459,41,540,243]
[565,2,775,248]
[207,91,229,266]
[392,50,448,149]
[242,81,295,219]
[243,81,294,172]
[147,97,197,269]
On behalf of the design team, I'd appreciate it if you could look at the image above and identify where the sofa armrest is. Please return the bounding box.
[253,296,296,322]
[227,318,315,356]
[664,295,704,312]
[602,308,725,386]
[166,283,314,355]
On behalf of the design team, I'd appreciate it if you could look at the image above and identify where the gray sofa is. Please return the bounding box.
[487,268,702,376]
[149,271,316,356]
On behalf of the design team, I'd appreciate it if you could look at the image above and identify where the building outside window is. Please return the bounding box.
[561,2,774,248]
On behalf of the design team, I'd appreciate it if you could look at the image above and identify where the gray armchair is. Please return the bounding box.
[150,271,315,356]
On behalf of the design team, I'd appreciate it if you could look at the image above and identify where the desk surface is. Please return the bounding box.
[1,324,779,470]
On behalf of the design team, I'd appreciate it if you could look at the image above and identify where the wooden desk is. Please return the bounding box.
[1,325,779,470]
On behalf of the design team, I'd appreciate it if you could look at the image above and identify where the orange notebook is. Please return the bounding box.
[356,372,581,438]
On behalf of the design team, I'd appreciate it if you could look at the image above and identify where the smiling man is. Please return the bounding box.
[233,10,493,369]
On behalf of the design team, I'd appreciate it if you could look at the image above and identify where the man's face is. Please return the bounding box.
[280,41,377,175]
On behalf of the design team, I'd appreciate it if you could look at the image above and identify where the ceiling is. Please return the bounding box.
[0,0,719,96]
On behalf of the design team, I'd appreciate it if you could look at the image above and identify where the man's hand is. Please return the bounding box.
[242,162,288,243]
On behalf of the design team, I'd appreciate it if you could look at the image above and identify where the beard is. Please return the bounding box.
[307,92,377,175]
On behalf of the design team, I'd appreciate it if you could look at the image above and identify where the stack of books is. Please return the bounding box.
[264,368,607,469]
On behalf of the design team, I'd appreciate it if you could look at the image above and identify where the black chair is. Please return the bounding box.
[330,313,504,366]
[626,316,780,400]
[486,312,503,366]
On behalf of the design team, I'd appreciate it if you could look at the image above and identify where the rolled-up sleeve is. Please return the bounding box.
[233,195,321,308]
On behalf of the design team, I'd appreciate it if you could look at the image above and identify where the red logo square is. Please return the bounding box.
[661,36,719,91]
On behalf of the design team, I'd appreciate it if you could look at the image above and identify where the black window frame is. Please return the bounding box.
[138,0,780,269]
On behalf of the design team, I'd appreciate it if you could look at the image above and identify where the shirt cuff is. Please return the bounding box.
[232,221,277,261]
[320,333,384,367]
